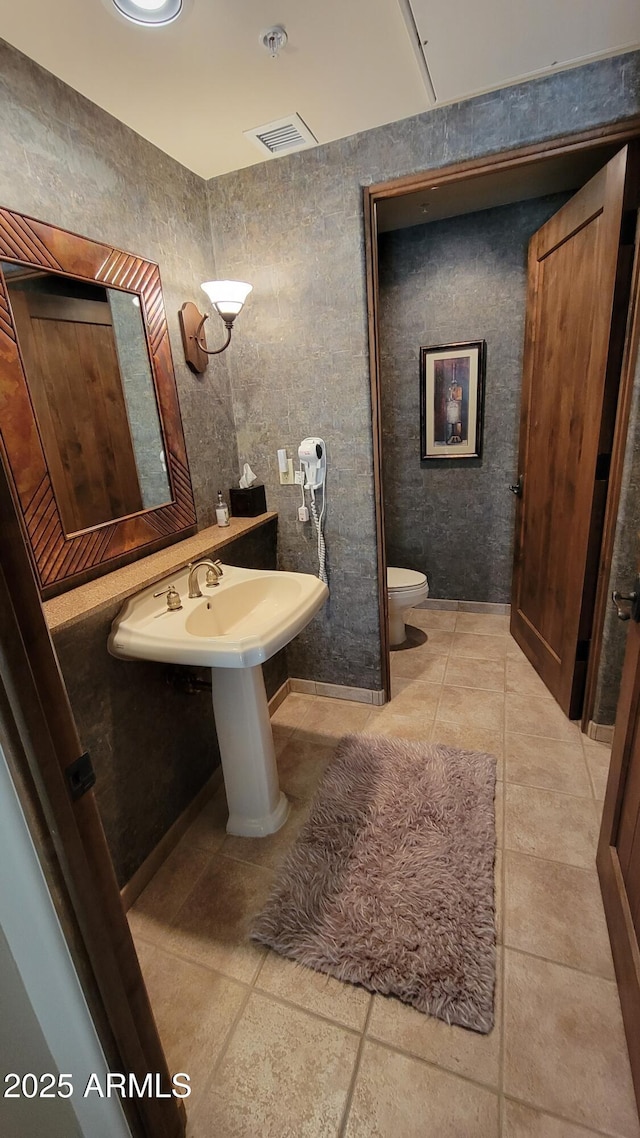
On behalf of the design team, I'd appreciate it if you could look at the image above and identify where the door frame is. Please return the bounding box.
[0,447,185,1138]
[597,560,640,1109]
[364,117,640,711]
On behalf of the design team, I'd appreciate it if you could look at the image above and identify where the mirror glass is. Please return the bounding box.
[2,262,172,535]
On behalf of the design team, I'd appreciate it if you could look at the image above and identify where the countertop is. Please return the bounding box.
[43,512,278,633]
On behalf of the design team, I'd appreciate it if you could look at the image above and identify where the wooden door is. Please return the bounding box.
[598,576,640,1113]
[511,146,638,717]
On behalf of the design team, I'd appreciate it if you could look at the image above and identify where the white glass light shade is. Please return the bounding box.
[111,0,183,26]
[128,0,167,9]
[201,281,253,320]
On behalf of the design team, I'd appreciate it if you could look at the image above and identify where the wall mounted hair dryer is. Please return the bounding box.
[298,438,326,490]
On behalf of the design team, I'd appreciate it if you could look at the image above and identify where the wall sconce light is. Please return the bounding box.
[179,280,252,374]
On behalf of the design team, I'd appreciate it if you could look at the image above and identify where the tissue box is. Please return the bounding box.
[229,484,267,517]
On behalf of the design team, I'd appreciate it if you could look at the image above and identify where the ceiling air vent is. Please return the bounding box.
[244,114,318,158]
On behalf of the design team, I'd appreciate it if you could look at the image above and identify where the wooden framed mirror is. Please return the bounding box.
[0,207,196,597]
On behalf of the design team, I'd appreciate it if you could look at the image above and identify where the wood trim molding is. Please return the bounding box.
[364,117,640,718]
[598,842,640,1113]
[0,441,185,1137]
[583,206,640,731]
[0,207,197,598]
[596,613,640,1112]
[367,117,640,201]
[364,183,391,702]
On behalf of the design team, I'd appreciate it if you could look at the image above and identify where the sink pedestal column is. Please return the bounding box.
[210,664,290,837]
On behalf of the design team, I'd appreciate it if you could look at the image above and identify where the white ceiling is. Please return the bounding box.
[410,0,640,103]
[0,0,638,181]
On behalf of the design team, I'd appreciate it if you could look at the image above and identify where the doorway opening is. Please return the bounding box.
[364,122,640,735]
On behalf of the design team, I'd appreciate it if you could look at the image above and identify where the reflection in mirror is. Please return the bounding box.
[2,263,171,535]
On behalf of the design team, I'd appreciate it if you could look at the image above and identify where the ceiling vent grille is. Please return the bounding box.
[244,114,318,158]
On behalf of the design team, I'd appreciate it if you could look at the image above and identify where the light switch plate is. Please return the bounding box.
[279,458,295,485]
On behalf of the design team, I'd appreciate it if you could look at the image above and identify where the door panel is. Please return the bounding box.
[598,576,640,1114]
[511,146,637,716]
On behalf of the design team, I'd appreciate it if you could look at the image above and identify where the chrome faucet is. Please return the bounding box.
[187,559,223,598]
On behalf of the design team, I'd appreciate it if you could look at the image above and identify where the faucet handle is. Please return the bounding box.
[153,583,182,611]
[206,560,224,587]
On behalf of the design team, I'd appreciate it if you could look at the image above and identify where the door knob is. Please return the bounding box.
[612,588,639,622]
[509,475,524,498]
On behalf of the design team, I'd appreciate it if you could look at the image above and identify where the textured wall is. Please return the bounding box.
[378,196,570,602]
[3,36,640,837]
[53,520,283,887]
[109,289,171,510]
[0,38,275,885]
[593,349,640,726]
[207,51,640,691]
[0,37,238,528]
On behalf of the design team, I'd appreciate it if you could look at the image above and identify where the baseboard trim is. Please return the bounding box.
[417,599,511,615]
[290,677,385,706]
[268,678,290,714]
[587,721,615,743]
[120,767,223,911]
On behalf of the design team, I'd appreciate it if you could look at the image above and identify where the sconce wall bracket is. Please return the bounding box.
[179,302,209,374]
[179,302,235,373]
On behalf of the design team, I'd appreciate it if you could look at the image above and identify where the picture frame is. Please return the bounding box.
[419,340,486,461]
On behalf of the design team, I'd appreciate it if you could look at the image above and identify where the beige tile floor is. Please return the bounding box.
[128,610,639,1138]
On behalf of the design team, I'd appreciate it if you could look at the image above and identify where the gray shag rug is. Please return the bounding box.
[252,734,497,1033]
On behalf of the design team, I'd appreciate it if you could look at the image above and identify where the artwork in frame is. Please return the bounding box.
[420,340,486,460]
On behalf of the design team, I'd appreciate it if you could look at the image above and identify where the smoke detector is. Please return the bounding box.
[244,114,318,158]
[260,26,288,59]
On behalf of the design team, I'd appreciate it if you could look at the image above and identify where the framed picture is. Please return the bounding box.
[419,340,486,460]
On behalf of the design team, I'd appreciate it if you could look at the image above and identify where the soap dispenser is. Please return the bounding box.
[216,490,230,527]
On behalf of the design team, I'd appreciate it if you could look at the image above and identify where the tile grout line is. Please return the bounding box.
[426,659,449,744]
[361,1027,501,1099]
[580,729,609,806]
[251,982,366,1037]
[134,932,262,992]
[139,925,376,1040]
[186,973,256,1131]
[502,942,616,984]
[500,848,603,884]
[502,775,598,802]
[336,996,374,1138]
[501,838,598,873]
[505,726,591,745]
[500,1092,627,1138]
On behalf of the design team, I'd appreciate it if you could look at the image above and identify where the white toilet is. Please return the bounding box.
[387,567,429,647]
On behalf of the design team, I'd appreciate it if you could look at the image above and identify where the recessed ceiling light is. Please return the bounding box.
[106,0,186,27]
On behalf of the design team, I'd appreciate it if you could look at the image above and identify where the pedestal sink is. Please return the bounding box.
[108,563,328,836]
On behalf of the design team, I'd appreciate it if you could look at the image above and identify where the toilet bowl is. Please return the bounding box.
[387,567,429,647]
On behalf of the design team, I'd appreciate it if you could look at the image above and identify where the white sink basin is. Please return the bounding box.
[108,562,328,839]
[108,563,328,669]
